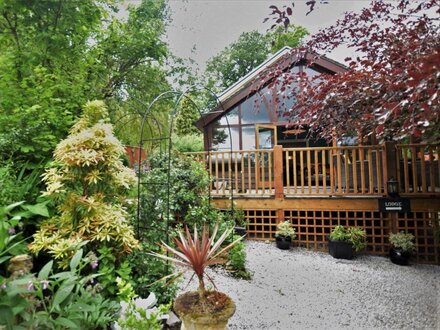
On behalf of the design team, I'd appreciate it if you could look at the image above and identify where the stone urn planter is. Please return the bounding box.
[174,291,236,330]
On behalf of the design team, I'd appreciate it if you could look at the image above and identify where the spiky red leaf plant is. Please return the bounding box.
[151,223,242,300]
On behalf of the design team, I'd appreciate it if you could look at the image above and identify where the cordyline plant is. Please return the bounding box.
[261,0,440,142]
[151,224,242,300]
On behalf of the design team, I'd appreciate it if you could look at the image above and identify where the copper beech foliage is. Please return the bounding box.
[151,224,242,298]
[263,0,440,142]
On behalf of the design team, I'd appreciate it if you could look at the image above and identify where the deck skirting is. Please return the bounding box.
[213,197,440,264]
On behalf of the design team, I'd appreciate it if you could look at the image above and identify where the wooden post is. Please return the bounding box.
[382,141,398,234]
[382,141,398,193]
[273,145,284,200]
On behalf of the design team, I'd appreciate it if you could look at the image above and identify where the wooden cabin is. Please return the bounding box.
[192,47,440,264]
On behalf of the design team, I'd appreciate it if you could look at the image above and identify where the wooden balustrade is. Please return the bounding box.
[186,143,440,197]
[396,144,440,194]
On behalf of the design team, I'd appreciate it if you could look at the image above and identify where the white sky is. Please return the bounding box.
[165,0,369,71]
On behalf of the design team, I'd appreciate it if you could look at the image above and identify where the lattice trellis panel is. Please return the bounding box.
[283,210,389,255]
[237,207,439,264]
[244,209,277,240]
[397,211,439,264]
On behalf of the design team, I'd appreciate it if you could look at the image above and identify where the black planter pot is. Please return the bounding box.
[389,247,411,266]
[234,226,246,236]
[328,239,354,260]
[275,236,292,250]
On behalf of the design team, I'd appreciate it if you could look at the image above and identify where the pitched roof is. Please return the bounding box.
[196,47,347,129]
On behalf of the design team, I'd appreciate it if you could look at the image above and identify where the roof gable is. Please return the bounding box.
[196,47,347,129]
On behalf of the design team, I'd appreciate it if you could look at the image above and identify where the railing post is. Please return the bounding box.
[383,141,398,234]
[383,141,398,195]
[274,145,284,199]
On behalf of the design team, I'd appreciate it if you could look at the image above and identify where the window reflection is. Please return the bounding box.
[212,127,240,150]
[218,107,239,125]
[240,95,270,124]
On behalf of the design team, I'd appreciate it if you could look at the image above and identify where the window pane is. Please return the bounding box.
[211,127,240,150]
[240,95,270,124]
[242,126,256,150]
[218,106,239,125]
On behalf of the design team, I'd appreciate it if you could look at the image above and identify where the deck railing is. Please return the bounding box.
[186,143,440,198]
[396,144,440,194]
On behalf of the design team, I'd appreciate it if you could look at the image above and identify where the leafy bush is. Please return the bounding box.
[0,249,119,329]
[0,162,45,204]
[330,225,367,252]
[389,231,416,252]
[275,220,296,239]
[129,242,178,304]
[0,201,50,277]
[173,134,204,153]
[227,236,251,280]
[115,279,170,330]
[29,101,139,271]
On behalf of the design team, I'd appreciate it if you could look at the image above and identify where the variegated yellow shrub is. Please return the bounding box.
[29,101,139,267]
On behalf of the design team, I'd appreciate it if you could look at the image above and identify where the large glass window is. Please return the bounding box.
[240,95,270,124]
[241,126,256,150]
[211,127,240,151]
[218,106,239,125]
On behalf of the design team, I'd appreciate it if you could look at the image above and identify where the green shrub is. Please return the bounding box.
[227,235,251,280]
[173,134,204,153]
[129,242,178,304]
[330,225,367,252]
[0,249,119,329]
[389,231,416,252]
[29,101,139,271]
[275,220,296,239]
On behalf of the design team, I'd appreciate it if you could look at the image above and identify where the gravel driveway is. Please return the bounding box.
[179,240,440,329]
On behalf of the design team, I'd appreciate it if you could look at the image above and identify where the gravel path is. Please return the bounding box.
[179,240,440,329]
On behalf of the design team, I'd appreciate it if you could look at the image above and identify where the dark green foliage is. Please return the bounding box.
[139,152,211,229]
[330,225,367,252]
[0,0,172,163]
[0,249,119,329]
[129,242,178,304]
[0,161,46,206]
[97,246,132,298]
[227,234,251,280]
[175,97,202,137]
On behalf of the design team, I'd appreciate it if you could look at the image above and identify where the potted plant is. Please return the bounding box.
[275,220,296,250]
[232,208,247,236]
[389,231,416,266]
[151,224,242,330]
[328,225,366,259]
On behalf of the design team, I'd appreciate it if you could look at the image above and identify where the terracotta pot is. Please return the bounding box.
[275,236,292,250]
[174,291,235,330]
[328,239,354,260]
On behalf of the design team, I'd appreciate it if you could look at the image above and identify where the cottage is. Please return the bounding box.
[191,47,440,264]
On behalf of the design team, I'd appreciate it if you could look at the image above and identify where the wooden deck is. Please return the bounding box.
[186,143,440,264]
[188,143,440,198]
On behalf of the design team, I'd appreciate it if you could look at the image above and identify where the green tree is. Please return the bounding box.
[268,24,309,53]
[205,25,308,92]
[0,0,172,163]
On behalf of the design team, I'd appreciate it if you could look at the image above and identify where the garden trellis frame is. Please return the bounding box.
[135,86,235,243]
